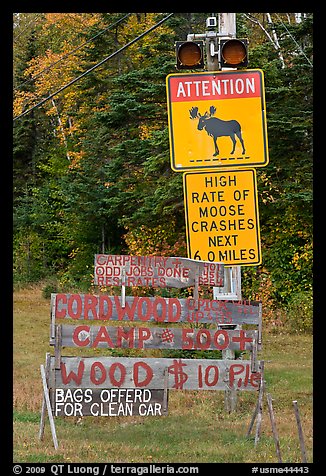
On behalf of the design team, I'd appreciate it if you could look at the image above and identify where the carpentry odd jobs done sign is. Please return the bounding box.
[93,255,224,287]
[166,69,268,171]
[183,169,261,266]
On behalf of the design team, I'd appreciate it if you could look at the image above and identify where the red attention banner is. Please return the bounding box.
[168,70,262,102]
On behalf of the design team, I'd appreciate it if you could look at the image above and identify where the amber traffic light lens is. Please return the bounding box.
[177,41,203,67]
[178,42,201,65]
[221,39,247,65]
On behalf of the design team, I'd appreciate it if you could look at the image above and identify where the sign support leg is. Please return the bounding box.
[162,367,169,416]
[254,361,265,446]
[266,393,282,462]
[223,353,237,412]
[293,400,308,463]
[40,363,59,450]
[246,361,265,444]
[247,398,259,438]
[39,353,50,441]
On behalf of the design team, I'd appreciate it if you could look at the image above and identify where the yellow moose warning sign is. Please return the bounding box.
[166,69,269,172]
[183,169,261,266]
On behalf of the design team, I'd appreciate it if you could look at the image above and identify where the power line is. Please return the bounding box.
[274,13,313,67]
[13,13,43,42]
[14,13,132,91]
[13,13,174,122]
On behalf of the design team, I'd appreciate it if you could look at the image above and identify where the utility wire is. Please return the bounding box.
[274,13,313,67]
[13,13,174,122]
[14,13,132,91]
[13,13,43,42]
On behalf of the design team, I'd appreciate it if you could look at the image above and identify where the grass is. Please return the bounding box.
[13,285,313,463]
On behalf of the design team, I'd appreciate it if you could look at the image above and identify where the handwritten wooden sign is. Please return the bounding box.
[59,324,258,352]
[50,356,263,391]
[93,255,224,287]
[51,293,261,326]
[41,253,263,449]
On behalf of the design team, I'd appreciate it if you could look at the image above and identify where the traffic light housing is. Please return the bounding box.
[219,39,248,68]
[175,41,205,70]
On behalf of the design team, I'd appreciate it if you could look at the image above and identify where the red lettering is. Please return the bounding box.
[213,330,229,350]
[197,364,219,388]
[153,297,166,322]
[182,329,194,349]
[73,325,90,347]
[114,295,136,321]
[196,329,211,350]
[231,330,253,350]
[55,294,67,318]
[92,326,114,348]
[137,298,151,321]
[95,265,105,276]
[109,362,126,386]
[95,254,107,265]
[116,327,135,348]
[243,363,250,387]
[133,361,153,387]
[68,294,82,319]
[99,295,112,320]
[198,364,203,388]
[84,294,98,319]
[250,371,261,388]
[90,361,106,385]
[195,311,205,322]
[229,363,245,389]
[61,360,85,385]
[205,365,219,386]
[138,327,151,348]
[168,298,181,322]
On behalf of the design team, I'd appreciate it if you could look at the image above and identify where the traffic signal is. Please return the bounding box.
[219,39,248,68]
[175,41,205,70]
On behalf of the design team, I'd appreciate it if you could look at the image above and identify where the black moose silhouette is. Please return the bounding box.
[189,105,246,156]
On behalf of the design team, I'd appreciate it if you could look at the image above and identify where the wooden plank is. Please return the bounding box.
[59,324,258,352]
[94,255,224,288]
[52,293,262,326]
[49,388,167,417]
[49,356,263,392]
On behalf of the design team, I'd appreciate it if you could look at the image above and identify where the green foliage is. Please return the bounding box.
[41,281,59,299]
[13,13,313,310]
[285,291,313,334]
[13,230,47,284]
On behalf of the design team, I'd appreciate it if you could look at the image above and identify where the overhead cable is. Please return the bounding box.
[14,13,132,91]
[13,13,174,121]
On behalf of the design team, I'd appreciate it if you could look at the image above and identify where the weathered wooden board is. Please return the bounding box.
[59,324,258,352]
[49,356,263,391]
[94,255,224,288]
[51,293,262,326]
[50,388,167,417]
